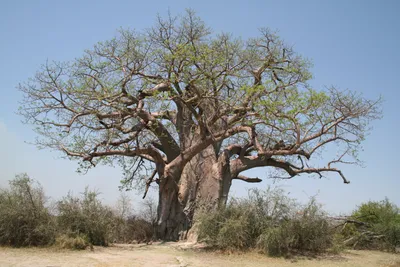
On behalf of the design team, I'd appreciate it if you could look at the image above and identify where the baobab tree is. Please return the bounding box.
[19,11,381,240]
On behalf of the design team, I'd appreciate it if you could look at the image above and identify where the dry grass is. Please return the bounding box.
[0,243,399,267]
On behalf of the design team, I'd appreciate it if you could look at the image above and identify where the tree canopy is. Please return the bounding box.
[19,10,381,239]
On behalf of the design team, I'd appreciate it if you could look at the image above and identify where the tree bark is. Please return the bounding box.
[157,174,189,240]
[156,100,236,240]
[156,145,234,241]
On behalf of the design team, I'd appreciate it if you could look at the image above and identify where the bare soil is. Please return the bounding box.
[0,243,399,267]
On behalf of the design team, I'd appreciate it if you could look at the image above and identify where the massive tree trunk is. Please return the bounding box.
[156,145,234,241]
[156,100,236,240]
[157,174,188,240]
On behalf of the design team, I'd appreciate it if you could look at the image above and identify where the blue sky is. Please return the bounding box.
[0,0,399,214]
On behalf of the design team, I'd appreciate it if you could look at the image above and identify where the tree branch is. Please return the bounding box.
[233,175,262,183]
[143,169,157,199]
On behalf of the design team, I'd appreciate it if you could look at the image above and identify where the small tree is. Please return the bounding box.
[19,10,382,240]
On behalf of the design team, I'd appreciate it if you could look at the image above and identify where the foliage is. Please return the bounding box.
[0,174,157,248]
[353,198,400,225]
[197,188,335,256]
[197,188,293,250]
[341,199,400,251]
[57,188,118,246]
[1,173,399,256]
[197,203,251,250]
[0,174,56,247]
[257,199,334,256]
[110,192,133,243]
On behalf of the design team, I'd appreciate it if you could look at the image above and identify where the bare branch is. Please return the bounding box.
[233,175,262,183]
[143,169,157,199]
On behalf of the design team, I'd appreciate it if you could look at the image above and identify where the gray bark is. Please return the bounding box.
[156,144,234,240]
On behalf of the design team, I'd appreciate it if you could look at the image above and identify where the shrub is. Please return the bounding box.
[108,193,132,243]
[353,198,399,225]
[0,174,56,247]
[385,222,400,250]
[343,199,400,251]
[55,234,89,250]
[110,196,156,244]
[288,199,333,252]
[257,198,334,256]
[197,188,335,256]
[0,175,157,248]
[257,225,291,256]
[57,188,114,246]
[197,187,294,250]
[125,216,154,243]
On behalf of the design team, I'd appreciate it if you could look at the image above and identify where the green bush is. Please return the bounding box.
[385,223,400,250]
[198,188,334,256]
[57,188,115,246]
[343,199,400,251]
[197,201,249,249]
[257,198,334,256]
[257,225,292,256]
[0,174,56,247]
[0,174,157,248]
[353,198,399,225]
[288,199,333,252]
[197,188,295,251]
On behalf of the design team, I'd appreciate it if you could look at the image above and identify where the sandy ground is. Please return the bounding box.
[0,243,399,267]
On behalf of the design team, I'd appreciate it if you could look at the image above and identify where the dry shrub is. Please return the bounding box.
[0,174,157,248]
[197,187,295,251]
[0,174,56,247]
[257,199,334,256]
[112,197,156,244]
[257,226,291,256]
[125,216,154,243]
[108,195,156,244]
[55,234,89,250]
[197,188,335,256]
[57,188,114,246]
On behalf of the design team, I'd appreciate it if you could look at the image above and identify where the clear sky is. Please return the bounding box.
[0,0,399,214]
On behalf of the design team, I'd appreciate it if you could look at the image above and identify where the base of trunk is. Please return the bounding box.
[156,146,233,241]
[157,173,191,241]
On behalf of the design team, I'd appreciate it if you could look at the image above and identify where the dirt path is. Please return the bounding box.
[0,243,399,267]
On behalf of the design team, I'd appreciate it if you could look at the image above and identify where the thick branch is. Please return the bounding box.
[233,175,262,183]
[231,154,350,184]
